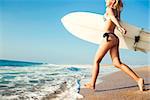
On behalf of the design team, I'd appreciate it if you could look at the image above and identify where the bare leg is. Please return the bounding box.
[84,38,115,89]
[110,45,145,91]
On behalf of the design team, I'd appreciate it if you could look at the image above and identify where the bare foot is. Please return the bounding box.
[137,78,145,91]
[84,82,95,90]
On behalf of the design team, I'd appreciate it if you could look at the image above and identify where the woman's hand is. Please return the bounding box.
[118,27,126,35]
[121,27,126,34]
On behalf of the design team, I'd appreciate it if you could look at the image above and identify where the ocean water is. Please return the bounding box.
[0,60,146,100]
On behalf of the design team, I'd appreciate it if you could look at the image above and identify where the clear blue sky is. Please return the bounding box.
[0,0,149,65]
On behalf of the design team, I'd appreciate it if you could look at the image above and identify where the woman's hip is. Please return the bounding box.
[100,32,119,45]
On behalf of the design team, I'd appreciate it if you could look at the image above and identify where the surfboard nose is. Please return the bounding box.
[61,15,66,24]
[61,12,84,25]
[61,15,69,29]
[61,13,71,27]
[61,13,73,23]
[61,12,78,30]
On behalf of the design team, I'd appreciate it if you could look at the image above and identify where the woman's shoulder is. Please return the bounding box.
[106,7,116,13]
[106,7,114,15]
[106,7,119,16]
[105,7,120,20]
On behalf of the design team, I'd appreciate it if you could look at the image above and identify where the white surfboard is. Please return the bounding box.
[61,12,150,52]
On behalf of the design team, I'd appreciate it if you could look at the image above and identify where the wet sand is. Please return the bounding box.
[79,66,150,100]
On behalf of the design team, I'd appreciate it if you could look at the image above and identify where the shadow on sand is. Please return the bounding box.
[96,83,150,92]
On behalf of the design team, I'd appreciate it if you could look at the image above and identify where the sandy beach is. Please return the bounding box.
[79,66,150,100]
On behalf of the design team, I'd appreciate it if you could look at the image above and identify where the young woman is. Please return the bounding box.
[84,0,145,91]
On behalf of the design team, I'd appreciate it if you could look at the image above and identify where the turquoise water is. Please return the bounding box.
[0,60,44,66]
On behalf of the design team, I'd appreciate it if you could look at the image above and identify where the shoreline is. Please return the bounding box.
[79,66,150,100]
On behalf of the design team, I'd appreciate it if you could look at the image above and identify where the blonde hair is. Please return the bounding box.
[107,0,123,20]
[107,0,123,11]
[113,0,123,11]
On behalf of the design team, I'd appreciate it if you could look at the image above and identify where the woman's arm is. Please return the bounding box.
[107,8,126,34]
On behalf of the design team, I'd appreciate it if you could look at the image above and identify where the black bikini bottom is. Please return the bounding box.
[103,32,118,42]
